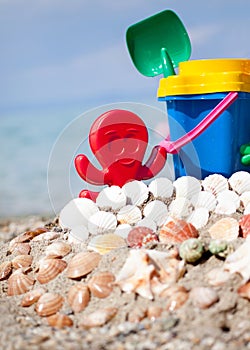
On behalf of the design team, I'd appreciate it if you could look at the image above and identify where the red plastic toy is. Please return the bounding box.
[75,109,167,201]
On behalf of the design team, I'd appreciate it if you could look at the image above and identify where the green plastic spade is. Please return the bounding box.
[126,10,191,78]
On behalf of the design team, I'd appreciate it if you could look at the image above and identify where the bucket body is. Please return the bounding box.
[157,59,250,179]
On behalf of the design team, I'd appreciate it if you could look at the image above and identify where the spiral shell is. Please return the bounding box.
[88,211,117,235]
[37,258,67,284]
[96,186,126,210]
[148,177,174,199]
[66,251,101,279]
[45,241,72,258]
[179,238,204,263]
[208,240,234,258]
[35,292,64,317]
[67,283,90,313]
[87,234,127,255]
[12,254,33,269]
[21,288,46,307]
[88,271,115,298]
[127,227,159,248]
[173,176,201,200]
[122,180,149,206]
[0,261,12,281]
[190,286,219,309]
[7,269,35,296]
[239,214,250,238]
[143,200,168,227]
[229,171,250,195]
[46,313,73,328]
[117,205,142,225]
[79,307,118,328]
[159,218,199,244]
[208,217,239,241]
[202,174,228,195]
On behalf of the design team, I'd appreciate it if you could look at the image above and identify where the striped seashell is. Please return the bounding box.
[8,227,47,249]
[79,307,118,329]
[237,282,250,300]
[179,238,204,263]
[0,261,12,281]
[7,269,35,296]
[114,224,132,239]
[240,191,250,209]
[216,190,240,209]
[88,211,117,235]
[117,205,142,225]
[190,191,217,211]
[148,177,174,199]
[202,174,228,196]
[12,254,33,269]
[208,217,239,241]
[122,180,149,206]
[36,258,67,284]
[143,200,168,227]
[187,207,209,229]
[135,218,157,232]
[173,176,201,200]
[127,227,159,248]
[35,292,64,317]
[206,268,231,287]
[168,197,193,218]
[244,203,250,215]
[68,226,89,244]
[46,313,73,328]
[45,241,72,258]
[190,286,219,309]
[9,242,31,256]
[239,214,250,238]
[67,283,90,313]
[32,231,61,242]
[229,171,250,195]
[66,251,101,279]
[214,200,237,215]
[21,288,46,307]
[88,271,115,298]
[96,186,126,210]
[87,233,127,255]
[159,217,199,244]
[59,198,99,230]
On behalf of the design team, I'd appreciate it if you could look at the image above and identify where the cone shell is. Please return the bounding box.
[87,234,127,255]
[148,177,174,199]
[47,313,73,328]
[173,176,201,200]
[168,197,193,218]
[208,217,239,241]
[122,180,149,206]
[187,207,209,229]
[12,254,33,269]
[88,271,115,298]
[190,286,219,309]
[37,258,67,284]
[159,217,199,244]
[66,251,101,279]
[35,292,64,317]
[68,226,89,244]
[117,205,142,225]
[179,238,204,263]
[239,214,250,238]
[191,191,217,211]
[59,198,99,230]
[96,186,126,210]
[45,241,72,258]
[202,174,228,196]
[67,283,90,312]
[88,211,117,235]
[7,269,35,296]
[238,282,250,300]
[79,307,118,328]
[143,200,168,227]
[127,226,159,248]
[0,261,12,281]
[229,171,250,195]
[21,288,46,307]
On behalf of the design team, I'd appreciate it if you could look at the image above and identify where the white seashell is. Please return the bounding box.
[214,200,237,215]
[228,171,250,195]
[87,233,127,255]
[114,224,132,239]
[224,236,250,282]
[117,205,142,225]
[68,226,89,244]
[143,200,168,227]
[122,180,149,206]
[190,191,217,211]
[190,286,219,309]
[173,176,201,200]
[96,186,126,210]
[148,177,174,199]
[59,198,99,230]
[206,268,231,287]
[168,197,193,218]
[187,207,209,229]
[202,174,228,196]
[240,191,250,209]
[208,217,239,241]
[79,307,118,328]
[88,211,117,235]
[32,231,61,242]
[45,241,71,258]
[244,203,250,215]
[216,190,240,209]
[136,218,157,232]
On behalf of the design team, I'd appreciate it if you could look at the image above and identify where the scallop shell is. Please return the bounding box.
[35,292,64,317]
[237,282,250,300]
[229,171,250,195]
[190,191,217,211]
[179,238,204,263]
[66,251,101,279]
[244,203,250,215]
[87,271,115,298]
[9,242,31,256]
[216,190,240,209]
[148,177,174,199]
[59,198,99,230]
[7,269,35,296]
[126,227,159,248]
[32,231,61,242]
[187,207,209,229]
[45,241,72,258]
[21,288,46,307]
[0,261,12,281]
[202,174,228,196]
[117,205,142,225]
[240,191,250,209]
[87,234,127,255]
[68,226,89,244]
[143,200,168,227]
[136,218,157,232]
[208,240,234,258]
[37,258,67,284]
[146,305,163,321]
[206,268,231,287]
[8,227,47,248]
[224,236,250,282]
[79,307,118,328]
[67,283,90,313]
[159,217,199,244]
[114,224,132,239]
[122,180,149,206]
[46,313,73,328]
[12,254,33,269]
[239,214,250,238]
[168,197,193,218]
[208,217,239,241]
[173,176,201,199]
[190,286,219,309]
[214,200,237,215]
[88,211,117,235]
[96,185,126,210]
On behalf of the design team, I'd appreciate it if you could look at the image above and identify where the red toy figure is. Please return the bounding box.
[75,109,167,201]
